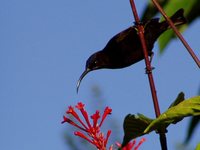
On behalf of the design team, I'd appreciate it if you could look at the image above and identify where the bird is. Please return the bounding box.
[77,8,186,93]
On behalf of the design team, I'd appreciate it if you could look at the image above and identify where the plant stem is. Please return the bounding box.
[151,0,200,68]
[129,0,168,150]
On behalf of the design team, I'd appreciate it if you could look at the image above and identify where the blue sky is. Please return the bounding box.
[0,0,200,150]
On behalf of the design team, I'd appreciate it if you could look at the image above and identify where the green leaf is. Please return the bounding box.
[168,92,185,108]
[141,0,200,53]
[185,87,200,144]
[185,116,200,144]
[144,96,200,133]
[158,0,200,53]
[141,0,168,21]
[122,114,153,147]
[195,142,200,150]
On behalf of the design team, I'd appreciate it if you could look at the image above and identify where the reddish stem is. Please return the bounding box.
[129,0,167,150]
[129,0,160,117]
[151,0,200,68]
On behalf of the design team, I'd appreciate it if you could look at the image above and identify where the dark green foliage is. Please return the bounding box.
[185,116,200,144]
[168,92,185,108]
[122,93,200,147]
[145,95,200,133]
[185,87,200,144]
[122,114,153,147]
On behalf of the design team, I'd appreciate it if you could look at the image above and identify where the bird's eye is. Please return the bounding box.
[94,61,97,64]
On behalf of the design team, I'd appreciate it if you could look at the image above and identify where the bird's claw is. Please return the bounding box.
[145,66,155,74]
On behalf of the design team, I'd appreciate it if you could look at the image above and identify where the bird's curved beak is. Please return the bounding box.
[76,68,91,93]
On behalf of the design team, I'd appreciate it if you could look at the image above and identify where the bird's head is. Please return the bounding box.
[77,51,108,93]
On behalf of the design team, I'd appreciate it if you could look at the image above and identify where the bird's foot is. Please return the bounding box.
[145,52,154,74]
[145,66,155,74]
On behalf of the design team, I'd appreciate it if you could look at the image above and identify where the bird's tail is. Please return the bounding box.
[160,8,187,30]
[170,8,187,26]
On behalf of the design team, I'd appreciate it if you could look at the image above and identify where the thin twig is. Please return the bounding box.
[129,0,168,150]
[151,0,200,68]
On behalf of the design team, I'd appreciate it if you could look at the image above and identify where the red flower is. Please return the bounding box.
[62,102,112,150]
[62,102,145,150]
[115,138,146,150]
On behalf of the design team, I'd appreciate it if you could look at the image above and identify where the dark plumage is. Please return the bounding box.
[77,9,186,92]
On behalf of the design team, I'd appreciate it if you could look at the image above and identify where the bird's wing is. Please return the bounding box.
[115,26,137,43]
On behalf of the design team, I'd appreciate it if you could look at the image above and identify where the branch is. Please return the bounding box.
[151,0,200,68]
[129,0,168,149]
